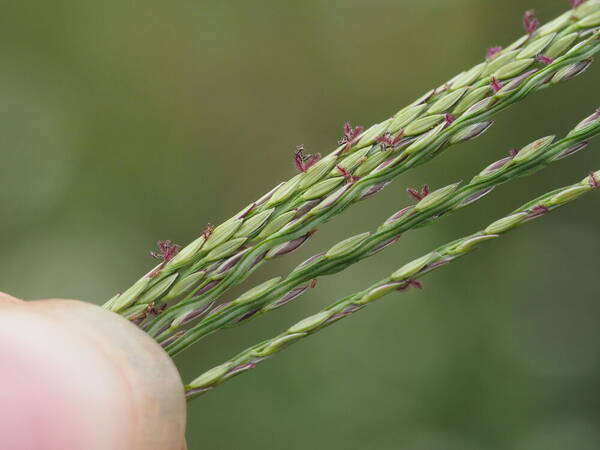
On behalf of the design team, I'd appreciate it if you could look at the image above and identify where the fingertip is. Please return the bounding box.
[0,298,187,450]
[0,291,23,304]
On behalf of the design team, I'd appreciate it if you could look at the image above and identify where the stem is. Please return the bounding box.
[185,168,600,399]
[162,109,600,355]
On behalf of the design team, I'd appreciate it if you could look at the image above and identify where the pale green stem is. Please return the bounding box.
[160,109,600,355]
[185,167,600,399]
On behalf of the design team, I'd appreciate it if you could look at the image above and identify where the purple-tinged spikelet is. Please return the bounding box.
[444,113,456,126]
[490,77,503,94]
[528,205,550,218]
[160,331,186,348]
[270,286,309,309]
[327,304,363,323]
[360,182,390,200]
[552,141,589,161]
[227,362,257,377]
[385,206,415,225]
[458,186,495,207]
[194,280,220,296]
[269,231,315,258]
[179,302,216,326]
[536,54,554,65]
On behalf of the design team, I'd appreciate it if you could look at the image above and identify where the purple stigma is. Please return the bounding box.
[336,165,360,183]
[294,145,321,173]
[149,240,180,278]
[486,46,503,60]
[523,10,540,35]
[338,122,364,152]
[406,185,429,201]
[376,131,404,149]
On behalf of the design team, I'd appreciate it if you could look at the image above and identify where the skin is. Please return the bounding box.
[0,292,187,450]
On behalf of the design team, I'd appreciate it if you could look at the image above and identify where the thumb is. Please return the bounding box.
[0,293,187,450]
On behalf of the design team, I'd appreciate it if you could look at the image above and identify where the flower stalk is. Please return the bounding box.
[153,109,600,355]
[185,167,600,398]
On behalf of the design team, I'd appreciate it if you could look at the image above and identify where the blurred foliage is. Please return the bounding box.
[1,0,599,448]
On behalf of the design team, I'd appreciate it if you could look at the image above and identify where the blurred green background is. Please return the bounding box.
[2,0,599,448]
